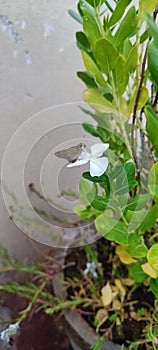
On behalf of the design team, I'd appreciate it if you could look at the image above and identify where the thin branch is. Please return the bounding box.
[130,44,149,178]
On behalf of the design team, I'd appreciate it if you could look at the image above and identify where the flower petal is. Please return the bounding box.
[90,143,109,158]
[90,157,108,177]
[67,158,89,168]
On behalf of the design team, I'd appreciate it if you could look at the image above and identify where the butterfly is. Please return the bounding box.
[55,143,86,163]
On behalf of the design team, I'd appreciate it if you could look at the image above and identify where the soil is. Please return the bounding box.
[64,238,156,350]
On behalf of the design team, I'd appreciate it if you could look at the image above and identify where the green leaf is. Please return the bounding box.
[95,214,140,245]
[114,162,138,195]
[148,163,158,202]
[126,45,138,73]
[127,209,147,233]
[76,32,91,52]
[147,244,158,272]
[82,123,100,136]
[145,106,158,157]
[150,278,158,298]
[145,13,158,49]
[126,244,148,258]
[83,88,120,118]
[73,205,100,219]
[82,172,110,194]
[124,194,151,212]
[139,0,158,15]
[112,55,128,95]
[94,38,119,75]
[77,71,98,88]
[91,196,108,210]
[123,38,132,57]
[83,15,101,48]
[81,51,106,86]
[79,179,97,205]
[140,29,149,44]
[113,7,136,48]
[109,0,132,27]
[84,0,104,6]
[147,42,158,84]
[68,9,82,24]
[140,204,158,233]
[78,0,97,20]
[128,261,147,283]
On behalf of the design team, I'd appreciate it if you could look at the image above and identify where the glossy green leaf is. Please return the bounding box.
[145,106,158,157]
[128,261,147,283]
[148,163,158,202]
[148,42,158,84]
[82,172,110,195]
[113,7,136,48]
[94,38,119,75]
[140,204,158,233]
[76,32,91,52]
[82,123,100,136]
[81,51,106,86]
[109,0,132,27]
[83,15,101,48]
[77,71,98,88]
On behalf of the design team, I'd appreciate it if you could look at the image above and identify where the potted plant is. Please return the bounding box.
[53,0,158,348]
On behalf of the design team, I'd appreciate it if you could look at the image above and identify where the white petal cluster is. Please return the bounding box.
[83,261,102,279]
[0,322,19,343]
[67,143,109,177]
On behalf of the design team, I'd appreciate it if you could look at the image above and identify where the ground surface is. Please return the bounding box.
[1,294,72,350]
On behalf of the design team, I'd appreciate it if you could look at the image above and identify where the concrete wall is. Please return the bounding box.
[0,0,84,260]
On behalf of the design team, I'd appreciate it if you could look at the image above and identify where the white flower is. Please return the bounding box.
[0,322,19,343]
[83,261,102,279]
[67,143,109,177]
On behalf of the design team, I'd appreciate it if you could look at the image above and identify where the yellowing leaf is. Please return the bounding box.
[112,299,122,311]
[114,279,126,302]
[141,262,158,278]
[101,282,113,307]
[139,0,157,15]
[116,245,137,264]
[83,89,120,120]
[147,244,158,272]
[95,308,108,332]
[121,278,135,286]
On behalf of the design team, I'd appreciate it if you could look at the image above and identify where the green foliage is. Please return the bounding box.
[128,261,147,283]
[70,0,158,307]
